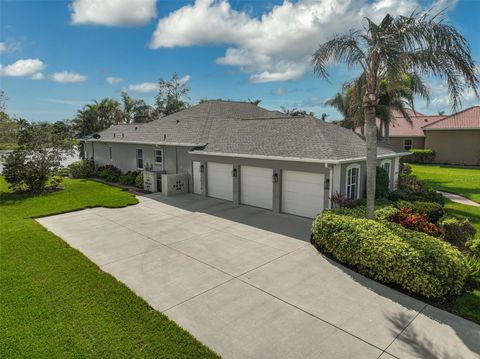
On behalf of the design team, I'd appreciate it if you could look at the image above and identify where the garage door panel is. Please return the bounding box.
[240,166,273,210]
[282,170,324,218]
[207,162,233,201]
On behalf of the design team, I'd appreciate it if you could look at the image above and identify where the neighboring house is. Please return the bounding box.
[386,109,445,151]
[84,100,406,218]
[423,106,480,166]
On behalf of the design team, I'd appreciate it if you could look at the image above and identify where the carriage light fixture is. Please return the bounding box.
[272,173,279,183]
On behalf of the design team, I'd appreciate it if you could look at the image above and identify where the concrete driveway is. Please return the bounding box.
[37,194,480,359]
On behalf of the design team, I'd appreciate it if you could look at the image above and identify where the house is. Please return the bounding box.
[84,100,406,218]
[423,106,480,166]
[383,109,445,151]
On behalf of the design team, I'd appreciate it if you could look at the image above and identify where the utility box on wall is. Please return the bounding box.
[143,170,165,192]
[161,173,189,196]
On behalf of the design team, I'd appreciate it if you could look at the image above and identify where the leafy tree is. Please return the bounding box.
[121,91,155,124]
[313,11,478,218]
[155,73,190,116]
[2,120,74,193]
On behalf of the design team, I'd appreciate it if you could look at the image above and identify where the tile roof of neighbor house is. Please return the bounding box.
[90,100,403,162]
[389,112,446,137]
[422,106,480,130]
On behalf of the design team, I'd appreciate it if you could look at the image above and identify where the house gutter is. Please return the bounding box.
[187,150,411,164]
[85,139,203,147]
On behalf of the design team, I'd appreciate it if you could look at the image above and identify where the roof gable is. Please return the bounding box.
[423,106,480,130]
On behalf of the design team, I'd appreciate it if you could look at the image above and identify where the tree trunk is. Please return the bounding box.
[364,99,378,219]
[384,122,390,143]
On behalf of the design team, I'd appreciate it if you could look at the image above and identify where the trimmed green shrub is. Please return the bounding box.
[394,200,445,223]
[118,171,139,186]
[312,212,467,299]
[389,188,445,205]
[330,206,366,218]
[398,174,425,192]
[405,149,436,164]
[96,165,122,183]
[440,217,476,249]
[135,172,144,189]
[68,160,94,178]
[374,206,399,220]
[376,166,390,199]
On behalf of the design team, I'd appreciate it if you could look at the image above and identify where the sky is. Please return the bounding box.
[1,0,479,123]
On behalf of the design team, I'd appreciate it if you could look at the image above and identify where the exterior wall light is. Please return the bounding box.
[232,168,238,177]
[200,164,205,173]
[325,178,330,190]
[272,173,279,183]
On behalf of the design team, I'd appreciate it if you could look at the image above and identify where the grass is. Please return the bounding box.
[0,143,18,150]
[409,164,480,203]
[0,177,218,358]
[410,164,480,324]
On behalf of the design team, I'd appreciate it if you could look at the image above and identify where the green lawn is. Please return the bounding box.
[409,164,480,203]
[411,164,480,324]
[0,177,218,358]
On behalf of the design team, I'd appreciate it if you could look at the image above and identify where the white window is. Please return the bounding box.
[381,159,391,181]
[136,149,144,169]
[109,146,112,161]
[154,148,163,166]
[404,139,413,150]
[346,164,360,200]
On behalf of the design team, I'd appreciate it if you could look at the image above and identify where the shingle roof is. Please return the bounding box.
[90,100,402,161]
[422,106,480,130]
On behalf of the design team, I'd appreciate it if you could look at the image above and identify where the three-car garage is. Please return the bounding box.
[203,162,325,218]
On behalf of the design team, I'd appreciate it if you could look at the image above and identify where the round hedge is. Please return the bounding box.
[312,212,467,299]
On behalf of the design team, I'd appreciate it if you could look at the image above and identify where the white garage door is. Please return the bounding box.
[282,170,324,218]
[240,166,273,210]
[207,162,233,201]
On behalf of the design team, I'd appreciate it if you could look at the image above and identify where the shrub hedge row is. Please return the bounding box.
[312,212,467,299]
[404,149,436,164]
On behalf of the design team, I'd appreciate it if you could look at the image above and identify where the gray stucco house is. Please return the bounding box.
[84,100,406,218]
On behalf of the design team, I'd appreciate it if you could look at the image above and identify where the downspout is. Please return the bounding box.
[175,146,178,173]
[325,163,333,209]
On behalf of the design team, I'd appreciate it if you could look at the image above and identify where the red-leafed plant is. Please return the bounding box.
[390,208,443,237]
[330,192,357,208]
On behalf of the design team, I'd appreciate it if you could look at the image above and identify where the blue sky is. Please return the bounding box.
[1,0,479,122]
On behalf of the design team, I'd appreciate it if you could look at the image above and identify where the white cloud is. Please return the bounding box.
[416,79,479,114]
[71,0,157,26]
[31,72,45,80]
[106,76,123,84]
[151,0,450,83]
[179,74,191,84]
[0,39,22,54]
[51,71,88,83]
[127,82,157,93]
[0,58,46,77]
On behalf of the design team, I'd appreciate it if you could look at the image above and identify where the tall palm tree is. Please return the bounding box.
[313,11,478,218]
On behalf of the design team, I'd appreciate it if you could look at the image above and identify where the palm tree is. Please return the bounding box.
[313,11,478,218]
[280,106,314,117]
